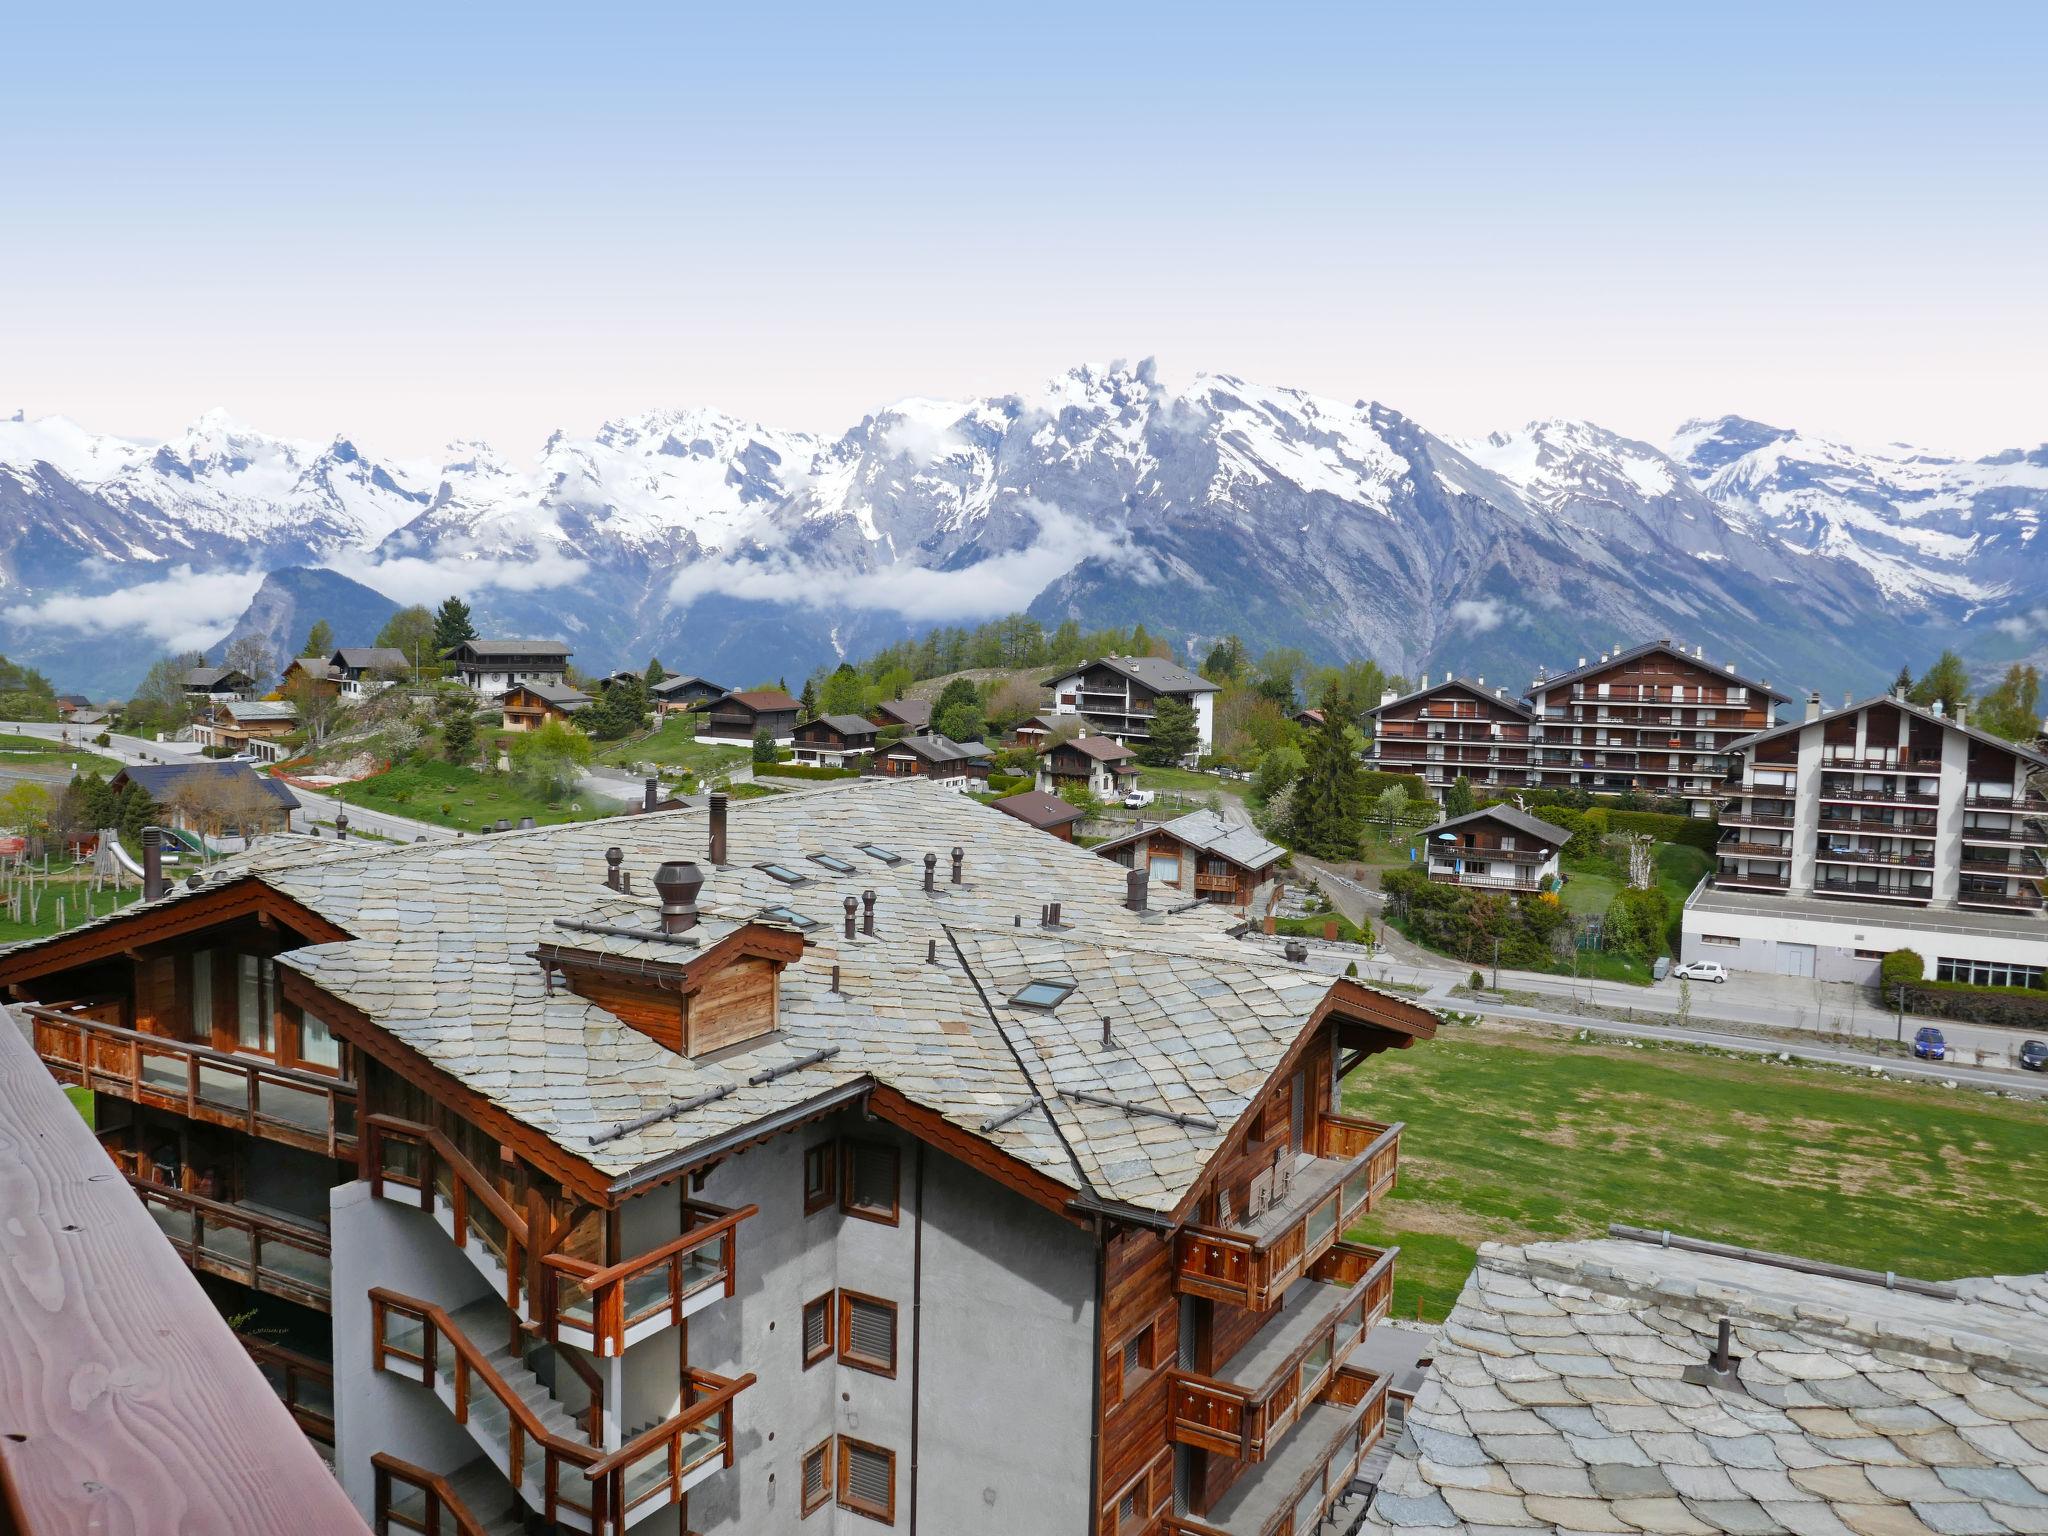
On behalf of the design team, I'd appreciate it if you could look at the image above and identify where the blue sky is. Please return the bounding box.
[3,1,2042,459]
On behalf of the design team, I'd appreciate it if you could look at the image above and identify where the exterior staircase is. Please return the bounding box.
[441,1298,594,1496]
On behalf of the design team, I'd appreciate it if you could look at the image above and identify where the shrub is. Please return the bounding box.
[754,762,859,781]
[1469,969,1486,990]
[1879,948,1925,993]
[1356,771,1430,800]
[1603,886,1670,959]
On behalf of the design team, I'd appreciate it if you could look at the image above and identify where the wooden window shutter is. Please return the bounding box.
[841,1293,896,1375]
[802,1294,833,1367]
[838,1438,894,1522]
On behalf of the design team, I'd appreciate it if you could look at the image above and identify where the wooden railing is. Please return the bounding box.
[27,1005,357,1157]
[1176,1120,1400,1310]
[371,1289,749,1532]
[543,1199,755,1357]
[372,1452,497,1536]
[367,1115,531,1319]
[130,1175,331,1309]
[1170,1367,1390,1536]
[241,1335,336,1444]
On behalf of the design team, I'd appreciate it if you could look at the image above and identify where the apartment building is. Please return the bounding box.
[1684,690,2048,983]
[1044,656,1219,756]
[1524,641,1788,812]
[1364,677,1534,798]
[0,779,1436,1536]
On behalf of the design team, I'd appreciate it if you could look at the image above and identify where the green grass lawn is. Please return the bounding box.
[0,731,123,776]
[1342,1021,2048,1321]
[1135,766,1241,798]
[592,719,749,776]
[330,761,619,832]
[65,1085,93,1124]
[0,880,142,944]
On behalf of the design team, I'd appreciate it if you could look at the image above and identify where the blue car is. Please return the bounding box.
[1912,1026,1947,1061]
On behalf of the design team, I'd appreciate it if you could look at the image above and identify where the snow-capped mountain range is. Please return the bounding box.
[2,364,2042,697]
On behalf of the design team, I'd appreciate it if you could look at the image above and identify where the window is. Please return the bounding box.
[297,1009,340,1071]
[190,949,213,1038]
[802,1293,834,1367]
[1007,979,1074,1012]
[1148,853,1181,886]
[1936,957,2044,989]
[1109,1321,1157,1407]
[756,863,808,885]
[760,904,819,932]
[808,853,856,874]
[837,1437,895,1524]
[1854,949,1888,961]
[803,1143,837,1214]
[841,1141,900,1224]
[1699,934,1739,947]
[838,1291,898,1376]
[236,955,271,1053]
[856,844,903,866]
[802,1439,833,1517]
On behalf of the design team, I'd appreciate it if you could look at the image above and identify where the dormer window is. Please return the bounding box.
[808,854,856,874]
[1008,980,1075,1012]
[757,863,808,886]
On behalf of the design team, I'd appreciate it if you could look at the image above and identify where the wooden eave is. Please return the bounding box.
[0,877,352,990]
[1160,978,1437,1230]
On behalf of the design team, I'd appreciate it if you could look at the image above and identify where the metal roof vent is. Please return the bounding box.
[653,861,704,934]
[1682,1318,1746,1395]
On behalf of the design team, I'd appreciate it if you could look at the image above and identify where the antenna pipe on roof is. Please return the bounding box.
[923,852,936,893]
[950,846,963,884]
[843,895,858,939]
[605,846,623,890]
[708,791,728,865]
[861,888,876,936]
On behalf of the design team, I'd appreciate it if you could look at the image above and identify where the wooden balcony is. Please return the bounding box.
[1716,840,1791,858]
[371,1288,754,1533]
[1171,1367,1389,1536]
[1719,804,1793,828]
[1176,1117,1400,1311]
[28,1005,357,1158]
[1170,1242,1394,1461]
[1956,884,2047,911]
[242,1335,335,1448]
[1961,822,2048,847]
[130,1175,331,1310]
[1964,789,2048,813]
[1713,871,1790,891]
[1820,816,1937,840]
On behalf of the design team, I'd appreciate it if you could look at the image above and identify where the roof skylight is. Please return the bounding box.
[756,863,808,886]
[808,853,856,874]
[856,844,903,866]
[759,904,819,931]
[1008,979,1075,1011]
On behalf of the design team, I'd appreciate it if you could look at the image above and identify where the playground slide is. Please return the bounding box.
[103,835,145,879]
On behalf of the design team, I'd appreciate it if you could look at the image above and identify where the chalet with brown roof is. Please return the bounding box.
[650,673,729,716]
[869,697,931,734]
[791,713,880,767]
[1036,732,1138,798]
[191,699,300,763]
[990,787,1087,841]
[1005,711,1064,750]
[499,680,593,732]
[698,687,801,744]
[444,638,571,699]
[874,732,992,787]
[327,646,411,696]
[278,655,340,699]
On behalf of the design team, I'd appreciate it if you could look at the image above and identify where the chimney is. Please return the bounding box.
[1379,687,1398,708]
[1578,656,1587,668]
[861,888,876,936]
[1805,692,1822,723]
[923,852,937,893]
[652,861,703,935]
[1126,868,1149,912]
[517,816,535,830]
[1933,699,1946,718]
[495,818,511,833]
[1477,675,1485,688]
[141,826,166,900]
[1421,673,1430,690]
[708,792,728,865]
[644,775,658,813]
[1050,900,1062,926]
[843,895,858,939]
[1955,702,1967,728]
[605,846,623,890]
[335,813,349,841]
[950,846,964,884]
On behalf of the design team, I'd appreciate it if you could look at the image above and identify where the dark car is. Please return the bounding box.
[1912,1025,1947,1062]
[2020,1039,2048,1073]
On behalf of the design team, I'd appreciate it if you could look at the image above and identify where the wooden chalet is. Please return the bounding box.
[1422,804,1570,892]
[650,674,729,717]
[0,781,1442,1536]
[991,787,1087,842]
[791,712,880,767]
[1095,809,1287,907]
[868,697,931,735]
[191,698,300,763]
[54,692,93,716]
[444,638,572,699]
[328,646,411,696]
[113,760,299,839]
[1037,732,1139,798]
[182,665,256,701]
[279,655,341,698]
[697,687,801,744]
[500,679,594,732]
[1005,711,1064,750]
[873,732,991,787]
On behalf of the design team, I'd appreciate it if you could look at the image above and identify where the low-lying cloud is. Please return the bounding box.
[3,564,266,653]
[324,547,592,605]
[665,498,1150,623]
[1448,597,1512,634]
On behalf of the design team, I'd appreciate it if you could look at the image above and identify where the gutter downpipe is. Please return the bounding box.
[1088,1213,1106,1536]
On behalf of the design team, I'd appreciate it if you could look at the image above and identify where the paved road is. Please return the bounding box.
[287,786,459,843]
[5,721,206,769]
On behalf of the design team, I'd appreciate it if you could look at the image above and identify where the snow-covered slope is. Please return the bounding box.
[0,376,2038,697]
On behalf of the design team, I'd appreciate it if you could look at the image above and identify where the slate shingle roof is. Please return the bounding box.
[21,780,1430,1207]
[1094,808,1287,871]
[1364,1238,2048,1536]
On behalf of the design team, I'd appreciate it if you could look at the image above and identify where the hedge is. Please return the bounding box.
[987,772,1033,795]
[754,762,860,781]
[1899,980,2048,1029]
[1358,771,1431,800]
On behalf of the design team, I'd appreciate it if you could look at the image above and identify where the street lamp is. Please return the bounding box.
[1894,983,1906,1045]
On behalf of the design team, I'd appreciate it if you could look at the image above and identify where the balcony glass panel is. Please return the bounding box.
[139,1051,187,1094]
[196,1063,246,1111]
[1305,1193,1338,1253]
[201,1220,253,1268]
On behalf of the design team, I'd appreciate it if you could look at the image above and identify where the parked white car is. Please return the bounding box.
[1670,960,1728,984]
[1122,789,1156,809]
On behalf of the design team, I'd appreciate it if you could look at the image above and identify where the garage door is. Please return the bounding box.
[1776,943,1815,978]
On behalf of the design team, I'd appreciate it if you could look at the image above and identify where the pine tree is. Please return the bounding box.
[1906,650,1970,715]
[644,657,666,689]
[440,705,477,763]
[1284,695,1367,859]
[1893,664,1913,696]
[301,619,335,658]
[798,677,819,721]
[1444,775,1477,818]
[1139,696,1200,766]
[432,596,477,658]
